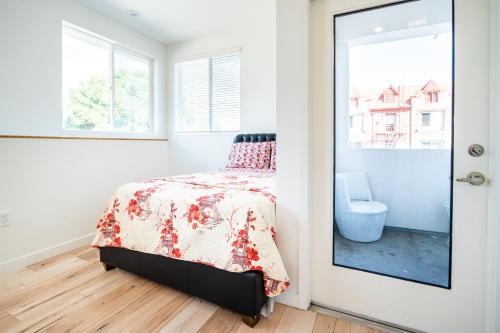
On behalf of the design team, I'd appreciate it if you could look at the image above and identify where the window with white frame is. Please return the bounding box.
[421,111,443,129]
[62,24,153,133]
[175,52,240,132]
[421,140,443,149]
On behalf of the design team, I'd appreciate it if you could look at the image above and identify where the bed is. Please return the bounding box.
[92,133,288,327]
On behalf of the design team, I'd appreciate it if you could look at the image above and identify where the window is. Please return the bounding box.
[62,24,153,133]
[383,92,395,103]
[421,140,443,149]
[175,53,240,132]
[421,111,444,129]
[422,112,431,126]
[425,91,439,103]
[385,113,396,131]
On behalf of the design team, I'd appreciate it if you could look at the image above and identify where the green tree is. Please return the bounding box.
[114,68,150,131]
[65,75,110,130]
[65,69,150,131]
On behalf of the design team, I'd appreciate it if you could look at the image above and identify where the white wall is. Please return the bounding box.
[165,4,276,175]
[337,148,451,233]
[276,0,311,308]
[0,0,168,269]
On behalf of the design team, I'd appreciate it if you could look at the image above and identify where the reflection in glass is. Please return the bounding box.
[333,0,453,288]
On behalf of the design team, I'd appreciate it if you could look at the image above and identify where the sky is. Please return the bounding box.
[349,32,453,92]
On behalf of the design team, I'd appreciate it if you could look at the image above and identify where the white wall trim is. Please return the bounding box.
[486,0,500,331]
[0,233,95,275]
[276,0,312,310]
[298,0,312,310]
[275,290,299,308]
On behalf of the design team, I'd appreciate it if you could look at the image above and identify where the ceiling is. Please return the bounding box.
[336,0,452,44]
[76,0,272,45]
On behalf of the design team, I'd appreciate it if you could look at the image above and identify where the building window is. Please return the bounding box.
[62,24,153,133]
[175,52,240,132]
[422,112,431,127]
[385,113,396,131]
[421,140,443,149]
[383,92,395,103]
[421,111,444,128]
[425,91,439,103]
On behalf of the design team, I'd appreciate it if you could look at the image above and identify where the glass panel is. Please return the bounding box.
[333,0,453,288]
[62,29,111,131]
[114,50,152,132]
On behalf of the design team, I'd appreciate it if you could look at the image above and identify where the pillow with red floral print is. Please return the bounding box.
[226,142,272,169]
[270,141,276,170]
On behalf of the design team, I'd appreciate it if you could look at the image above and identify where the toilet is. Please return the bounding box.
[335,172,388,242]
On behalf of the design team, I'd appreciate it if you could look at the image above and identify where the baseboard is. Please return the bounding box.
[274,290,299,308]
[0,233,95,275]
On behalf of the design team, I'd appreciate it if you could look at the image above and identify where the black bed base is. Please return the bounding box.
[99,247,267,327]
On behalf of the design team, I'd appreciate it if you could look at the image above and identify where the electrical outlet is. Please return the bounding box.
[0,211,11,227]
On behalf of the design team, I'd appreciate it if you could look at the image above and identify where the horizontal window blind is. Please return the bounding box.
[175,53,240,132]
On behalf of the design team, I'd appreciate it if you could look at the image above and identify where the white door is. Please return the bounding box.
[310,0,490,332]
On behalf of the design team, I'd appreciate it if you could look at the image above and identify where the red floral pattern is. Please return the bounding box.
[95,199,122,247]
[155,202,182,258]
[226,142,272,169]
[127,186,159,220]
[92,168,288,297]
[270,141,276,170]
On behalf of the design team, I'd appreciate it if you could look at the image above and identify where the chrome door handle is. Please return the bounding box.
[456,172,486,186]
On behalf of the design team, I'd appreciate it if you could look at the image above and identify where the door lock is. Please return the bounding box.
[468,144,485,157]
[456,172,486,186]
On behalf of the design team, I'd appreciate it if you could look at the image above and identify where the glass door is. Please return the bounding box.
[333,0,453,288]
[310,0,490,331]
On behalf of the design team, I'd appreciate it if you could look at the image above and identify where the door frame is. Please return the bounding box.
[486,0,500,331]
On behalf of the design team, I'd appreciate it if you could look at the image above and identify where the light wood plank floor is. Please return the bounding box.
[0,246,386,333]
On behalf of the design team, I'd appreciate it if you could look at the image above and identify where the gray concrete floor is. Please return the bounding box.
[334,227,450,287]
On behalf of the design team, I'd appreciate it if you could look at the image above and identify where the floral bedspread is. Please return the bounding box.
[91,168,289,297]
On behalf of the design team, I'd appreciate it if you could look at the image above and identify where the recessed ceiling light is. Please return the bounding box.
[127,10,141,18]
[408,18,427,27]
[374,26,383,33]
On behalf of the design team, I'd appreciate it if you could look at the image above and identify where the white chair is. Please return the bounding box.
[335,172,387,242]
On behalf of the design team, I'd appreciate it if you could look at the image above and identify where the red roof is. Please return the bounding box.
[421,79,441,92]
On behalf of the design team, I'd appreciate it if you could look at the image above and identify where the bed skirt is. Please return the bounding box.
[99,247,267,326]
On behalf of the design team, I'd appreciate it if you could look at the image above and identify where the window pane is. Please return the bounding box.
[114,50,151,132]
[63,30,110,131]
[334,0,453,288]
[176,59,210,132]
[211,54,240,131]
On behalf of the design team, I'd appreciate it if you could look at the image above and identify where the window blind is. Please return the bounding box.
[175,53,240,132]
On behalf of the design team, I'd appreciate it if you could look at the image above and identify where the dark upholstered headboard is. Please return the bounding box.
[233,133,276,143]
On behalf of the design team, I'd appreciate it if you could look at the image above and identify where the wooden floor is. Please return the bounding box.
[0,246,386,333]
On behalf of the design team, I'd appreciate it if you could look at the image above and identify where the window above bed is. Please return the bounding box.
[62,23,154,133]
[175,52,241,132]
